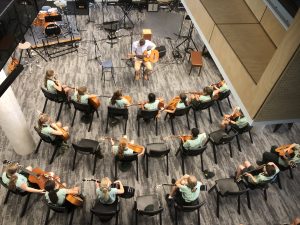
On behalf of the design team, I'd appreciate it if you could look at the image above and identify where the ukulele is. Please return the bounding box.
[3,160,83,206]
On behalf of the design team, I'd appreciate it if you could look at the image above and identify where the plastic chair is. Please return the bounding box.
[137,109,159,136]
[72,139,102,175]
[174,199,205,225]
[106,106,129,134]
[114,153,139,181]
[164,106,191,135]
[43,200,75,225]
[180,145,207,174]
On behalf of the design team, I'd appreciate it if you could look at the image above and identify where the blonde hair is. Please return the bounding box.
[187,176,198,192]
[44,70,55,87]
[5,163,19,191]
[100,177,111,202]
[38,113,51,130]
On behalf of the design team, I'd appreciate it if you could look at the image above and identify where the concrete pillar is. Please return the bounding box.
[0,69,35,155]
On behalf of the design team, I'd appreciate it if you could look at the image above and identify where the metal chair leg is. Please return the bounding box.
[175,207,178,225]
[90,212,94,225]
[216,101,223,116]
[248,131,253,143]
[42,99,48,113]
[44,207,51,225]
[264,189,268,201]
[193,110,198,128]
[93,155,97,175]
[136,158,139,181]
[181,155,185,174]
[71,110,77,127]
[277,174,282,189]
[208,107,212,123]
[197,208,200,225]
[188,65,193,75]
[155,118,158,136]
[212,144,217,164]
[114,159,118,180]
[146,154,149,178]
[4,191,11,204]
[186,113,190,129]
[236,135,242,152]
[124,119,128,135]
[69,209,75,225]
[159,211,162,225]
[166,154,169,176]
[289,167,294,179]
[237,195,241,214]
[106,114,109,133]
[50,145,59,164]
[56,102,64,121]
[35,139,42,154]
[216,192,220,218]
[137,119,140,137]
[88,112,94,132]
[170,118,175,135]
[200,153,204,172]
[227,97,232,108]
[72,151,77,171]
[115,211,119,225]
[246,191,251,210]
[229,142,233,158]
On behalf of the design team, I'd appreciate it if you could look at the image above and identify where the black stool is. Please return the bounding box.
[134,195,163,225]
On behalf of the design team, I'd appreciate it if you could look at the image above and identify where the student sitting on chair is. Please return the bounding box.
[96,177,124,205]
[221,106,248,130]
[44,180,80,207]
[110,90,131,108]
[235,161,280,186]
[167,174,202,206]
[2,162,45,194]
[182,128,207,150]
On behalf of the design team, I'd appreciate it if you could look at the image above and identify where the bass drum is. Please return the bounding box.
[44,23,61,36]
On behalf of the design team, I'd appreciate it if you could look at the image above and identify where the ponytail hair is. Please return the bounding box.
[203,86,213,98]
[99,177,112,202]
[45,180,58,204]
[111,90,122,105]
[118,138,128,159]
[6,162,19,191]
[44,70,54,88]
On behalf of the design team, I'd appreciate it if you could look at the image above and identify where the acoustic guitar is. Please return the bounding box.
[124,49,160,63]
[2,160,83,206]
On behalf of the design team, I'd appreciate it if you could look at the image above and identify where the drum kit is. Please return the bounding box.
[32,0,67,37]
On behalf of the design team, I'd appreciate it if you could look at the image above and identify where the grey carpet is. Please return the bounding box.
[0,5,299,225]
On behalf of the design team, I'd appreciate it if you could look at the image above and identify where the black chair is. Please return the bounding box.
[72,139,102,175]
[180,145,207,174]
[137,109,159,137]
[164,106,191,135]
[231,124,254,152]
[34,126,60,164]
[216,90,232,116]
[145,143,170,178]
[90,200,120,225]
[174,199,205,225]
[106,106,129,134]
[279,165,295,179]
[245,173,282,202]
[115,153,139,181]
[209,129,238,164]
[44,200,75,225]
[41,87,69,121]
[191,100,215,127]
[208,178,250,218]
[71,100,99,132]
[134,195,163,225]
[0,177,31,217]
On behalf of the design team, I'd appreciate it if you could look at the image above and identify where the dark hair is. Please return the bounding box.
[265,164,276,177]
[111,90,122,105]
[45,180,58,204]
[148,93,156,103]
[179,93,188,106]
[191,128,199,138]
[203,86,213,98]
[139,39,145,46]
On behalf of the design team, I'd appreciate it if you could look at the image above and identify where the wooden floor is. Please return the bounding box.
[0,4,300,225]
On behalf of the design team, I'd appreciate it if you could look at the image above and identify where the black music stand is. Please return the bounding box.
[103,21,120,48]
[118,0,134,29]
[88,33,102,61]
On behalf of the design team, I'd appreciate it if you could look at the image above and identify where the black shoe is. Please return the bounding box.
[256,160,264,166]
[171,178,176,184]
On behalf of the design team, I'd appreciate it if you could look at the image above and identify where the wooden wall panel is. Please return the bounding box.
[244,0,266,21]
[185,0,215,41]
[261,8,287,47]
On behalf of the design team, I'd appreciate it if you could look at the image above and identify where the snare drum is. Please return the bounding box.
[44,23,61,36]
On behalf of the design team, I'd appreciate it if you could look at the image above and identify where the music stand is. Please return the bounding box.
[118,0,134,29]
[88,33,102,61]
[103,21,120,48]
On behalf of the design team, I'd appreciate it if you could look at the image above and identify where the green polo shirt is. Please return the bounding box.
[111,98,129,108]
[144,99,159,110]
[219,83,229,93]
[41,125,56,141]
[96,187,118,204]
[248,166,280,184]
[72,93,89,104]
[47,80,57,94]
[2,172,28,191]
[235,117,249,128]
[112,145,134,156]
[45,188,67,206]
[179,181,201,202]
[183,133,207,150]
[199,95,211,103]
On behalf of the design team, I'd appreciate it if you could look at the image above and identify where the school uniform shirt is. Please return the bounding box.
[183,133,207,150]
[132,40,155,57]
[96,187,118,204]
[45,188,67,206]
[199,95,211,103]
[41,125,56,141]
[219,83,229,93]
[112,146,134,156]
[72,93,89,104]
[249,166,280,184]
[144,99,160,110]
[47,80,57,94]
[2,172,28,191]
[111,98,129,108]
[278,144,300,167]
[179,181,201,202]
[235,117,249,128]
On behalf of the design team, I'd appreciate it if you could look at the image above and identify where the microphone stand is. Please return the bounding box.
[88,33,102,62]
